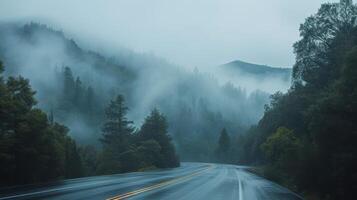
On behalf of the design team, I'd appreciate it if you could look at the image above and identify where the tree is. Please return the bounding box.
[99,95,135,174]
[305,46,357,199]
[0,60,3,74]
[137,140,161,167]
[85,86,95,115]
[65,137,83,178]
[101,95,134,148]
[215,128,231,162]
[0,61,84,186]
[139,109,179,168]
[63,66,75,98]
[48,109,54,125]
[238,2,357,198]
[218,128,230,153]
[79,145,98,176]
[293,0,357,87]
[60,66,75,111]
[261,127,301,164]
[74,76,83,108]
[261,127,302,187]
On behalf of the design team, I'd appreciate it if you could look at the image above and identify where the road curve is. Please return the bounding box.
[0,163,302,200]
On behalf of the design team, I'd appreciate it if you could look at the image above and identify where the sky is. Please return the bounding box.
[0,0,338,69]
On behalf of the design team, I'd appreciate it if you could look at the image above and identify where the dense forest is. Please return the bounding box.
[0,20,273,187]
[218,60,292,93]
[0,61,179,186]
[230,1,357,199]
[0,22,275,161]
[2,1,356,199]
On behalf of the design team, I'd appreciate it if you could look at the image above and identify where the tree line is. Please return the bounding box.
[1,22,271,162]
[0,61,179,186]
[97,95,179,174]
[233,1,357,199]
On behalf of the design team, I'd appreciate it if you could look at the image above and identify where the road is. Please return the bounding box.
[0,163,302,200]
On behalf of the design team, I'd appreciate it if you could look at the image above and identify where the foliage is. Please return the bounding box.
[215,128,231,163]
[0,62,83,186]
[0,59,181,186]
[98,95,135,174]
[139,109,180,168]
[79,145,99,176]
[0,22,271,160]
[98,97,180,174]
[237,1,357,199]
[261,127,300,164]
[260,127,302,187]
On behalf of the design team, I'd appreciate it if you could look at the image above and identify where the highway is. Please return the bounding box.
[0,163,302,200]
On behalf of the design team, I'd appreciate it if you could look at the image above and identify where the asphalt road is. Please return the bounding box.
[0,163,302,200]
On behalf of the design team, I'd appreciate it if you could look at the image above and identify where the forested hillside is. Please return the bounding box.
[220,60,291,79]
[235,1,357,199]
[0,60,179,186]
[0,23,272,161]
[217,60,291,93]
[0,61,83,186]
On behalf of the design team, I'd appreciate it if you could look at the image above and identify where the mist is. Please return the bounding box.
[0,0,337,69]
[0,22,274,160]
[0,0,322,160]
[1,1,357,198]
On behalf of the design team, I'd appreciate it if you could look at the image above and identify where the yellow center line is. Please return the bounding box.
[107,165,214,200]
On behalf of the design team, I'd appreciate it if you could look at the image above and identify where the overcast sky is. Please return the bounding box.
[0,0,338,69]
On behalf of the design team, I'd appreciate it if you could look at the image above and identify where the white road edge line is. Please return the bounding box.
[239,178,243,200]
[0,180,111,200]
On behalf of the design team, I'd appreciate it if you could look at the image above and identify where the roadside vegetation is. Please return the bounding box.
[222,1,357,199]
[0,61,179,186]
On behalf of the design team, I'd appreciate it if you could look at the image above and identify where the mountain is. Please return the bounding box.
[0,22,271,161]
[220,60,292,81]
[215,60,292,94]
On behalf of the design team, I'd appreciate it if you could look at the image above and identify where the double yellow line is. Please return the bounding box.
[107,165,214,200]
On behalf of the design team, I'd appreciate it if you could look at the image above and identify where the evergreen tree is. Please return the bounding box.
[98,95,135,173]
[101,95,134,148]
[238,1,357,198]
[215,128,231,162]
[137,140,161,167]
[79,145,98,176]
[139,109,179,168]
[65,138,83,178]
[61,66,75,110]
[74,76,83,108]
[48,109,54,125]
[0,61,84,186]
[293,0,357,88]
[218,128,230,153]
[85,86,95,115]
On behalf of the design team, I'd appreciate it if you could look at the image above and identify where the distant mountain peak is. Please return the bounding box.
[220,60,291,79]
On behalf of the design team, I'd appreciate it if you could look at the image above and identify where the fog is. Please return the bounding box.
[0,23,270,160]
[0,0,335,160]
[0,0,337,69]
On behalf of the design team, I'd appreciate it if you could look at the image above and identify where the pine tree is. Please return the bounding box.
[218,128,230,153]
[61,66,75,110]
[98,95,135,173]
[215,128,231,163]
[139,109,179,168]
[101,95,134,148]
[85,86,95,115]
[74,76,83,107]
[48,109,54,125]
[0,62,83,186]
[341,0,352,5]
[0,60,3,74]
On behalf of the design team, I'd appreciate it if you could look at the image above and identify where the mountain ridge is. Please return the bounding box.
[220,60,292,78]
